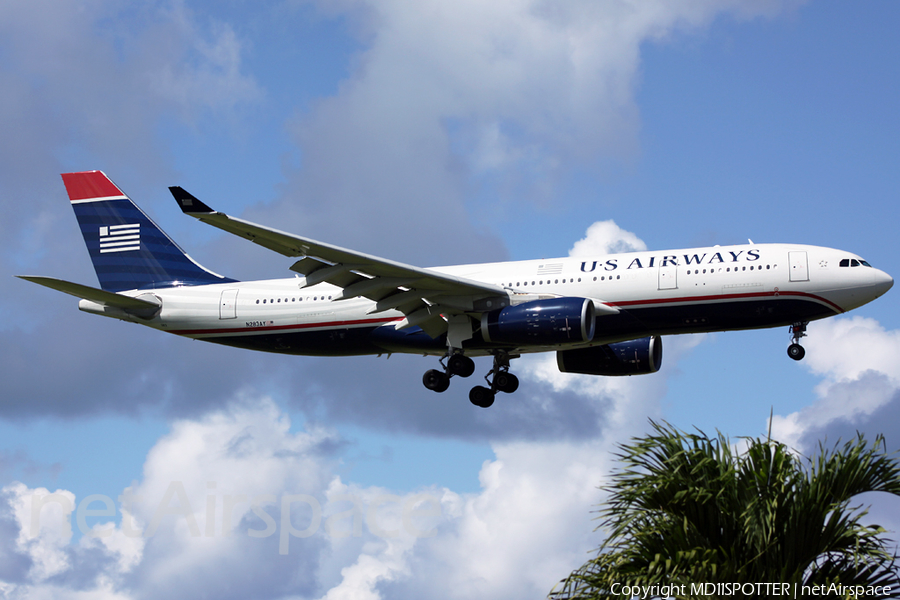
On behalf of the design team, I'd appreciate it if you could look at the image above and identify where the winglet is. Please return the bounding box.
[169,186,215,214]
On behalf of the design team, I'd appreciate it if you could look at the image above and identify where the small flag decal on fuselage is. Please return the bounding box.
[99,224,140,253]
[537,263,564,276]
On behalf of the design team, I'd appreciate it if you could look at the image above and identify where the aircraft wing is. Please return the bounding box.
[16,276,161,319]
[169,187,510,338]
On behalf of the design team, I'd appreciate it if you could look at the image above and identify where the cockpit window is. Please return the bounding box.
[840,258,873,268]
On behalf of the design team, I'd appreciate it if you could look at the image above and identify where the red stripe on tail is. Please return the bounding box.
[61,171,125,201]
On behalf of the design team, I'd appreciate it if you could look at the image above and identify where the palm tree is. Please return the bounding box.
[550,421,900,599]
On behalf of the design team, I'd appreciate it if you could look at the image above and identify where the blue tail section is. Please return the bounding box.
[63,171,237,292]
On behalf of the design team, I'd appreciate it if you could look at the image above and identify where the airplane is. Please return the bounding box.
[18,171,894,408]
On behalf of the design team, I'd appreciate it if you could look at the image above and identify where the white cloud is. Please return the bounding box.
[6,483,75,582]
[260,0,801,266]
[803,316,900,385]
[304,0,799,170]
[0,0,262,246]
[766,315,900,557]
[87,510,145,575]
[145,3,263,118]
[568,220,648,257]
[771,316,900,449]
[0,374,680,599]
[0,0,828,597]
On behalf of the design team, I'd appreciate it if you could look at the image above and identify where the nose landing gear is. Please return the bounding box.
[787,321,808,361]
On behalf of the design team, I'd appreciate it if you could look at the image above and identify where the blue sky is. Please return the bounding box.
[2,1,899,597]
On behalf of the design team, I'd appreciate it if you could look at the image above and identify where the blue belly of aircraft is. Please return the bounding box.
[196,296,836,357]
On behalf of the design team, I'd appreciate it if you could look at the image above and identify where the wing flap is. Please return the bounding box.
[296,263,366,289]
[333,276,417,302]
[290,256,330,276]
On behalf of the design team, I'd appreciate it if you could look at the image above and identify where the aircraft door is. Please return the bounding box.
[219,289,239,319]
[788,251,809,282]
[658,266,677,290]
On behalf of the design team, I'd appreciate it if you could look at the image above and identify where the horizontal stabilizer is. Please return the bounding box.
[17,276,161,319]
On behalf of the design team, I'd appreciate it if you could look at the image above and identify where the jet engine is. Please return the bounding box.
[556,336,662,376]
[481,297,595,345]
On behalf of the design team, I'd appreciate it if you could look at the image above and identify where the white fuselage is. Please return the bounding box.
[79,242,893,357]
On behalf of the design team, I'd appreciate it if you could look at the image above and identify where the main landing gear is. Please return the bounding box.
[422,351,519,408]
[422,352,475,394]
[787,321,808,361]
[468,351,519,408]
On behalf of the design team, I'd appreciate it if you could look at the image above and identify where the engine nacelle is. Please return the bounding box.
[481,297,596,345]
[556,336,663,376]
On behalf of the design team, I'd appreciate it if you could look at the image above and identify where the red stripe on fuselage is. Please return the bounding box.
[610,290,844,314]
[167,291,841,338]
[61,171,125,201]
[168,316,403,337]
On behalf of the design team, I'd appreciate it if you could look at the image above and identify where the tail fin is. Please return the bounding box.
[62,171,236,292]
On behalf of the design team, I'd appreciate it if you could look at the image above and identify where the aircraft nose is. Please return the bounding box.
[873,268,894,298]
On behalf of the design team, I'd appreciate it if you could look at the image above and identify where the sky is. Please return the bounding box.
[1,0,899,597]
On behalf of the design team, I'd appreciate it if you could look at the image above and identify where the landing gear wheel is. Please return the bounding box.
[787,343,805,361]
[447,354,475,378]
[423,369,450,392]
[787,321,808,362]
[494,372,519,394]
[469,385,495,408]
